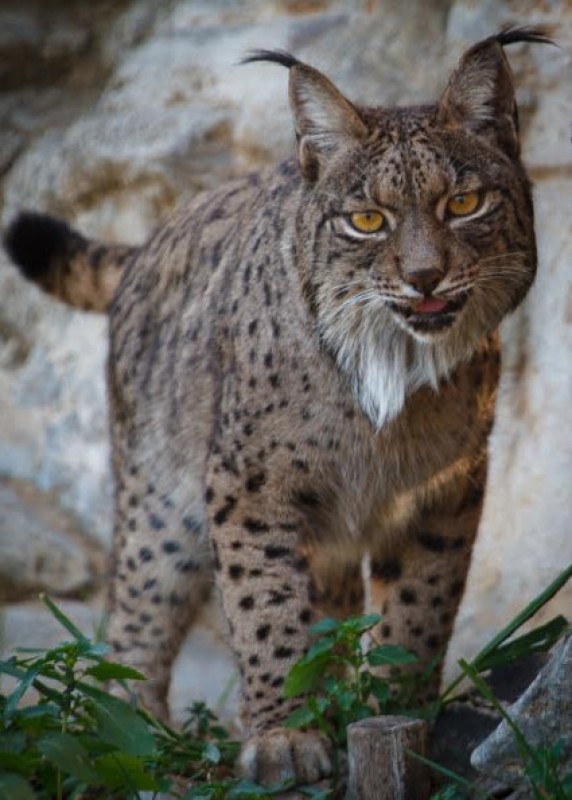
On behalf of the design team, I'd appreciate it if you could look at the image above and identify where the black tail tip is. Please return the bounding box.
[3,211,75,281]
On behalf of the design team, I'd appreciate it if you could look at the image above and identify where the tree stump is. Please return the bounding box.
[347,715,430,800]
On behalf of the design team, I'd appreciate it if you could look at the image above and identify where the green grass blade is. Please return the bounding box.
[40,595,88,642]
[442,562,572,702]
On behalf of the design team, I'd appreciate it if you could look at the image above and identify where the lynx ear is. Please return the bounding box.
[438,26,554,155]
[242,50,368,180]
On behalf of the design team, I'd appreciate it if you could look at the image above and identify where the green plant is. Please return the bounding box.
[0,596,245,800]
[1,562,570,799]
[282,612,424,780]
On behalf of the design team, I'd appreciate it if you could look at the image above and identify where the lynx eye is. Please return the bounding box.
[446,192,480,217]
[349,211,385,233]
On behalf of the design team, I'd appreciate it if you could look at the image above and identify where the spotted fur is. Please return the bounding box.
[4,27,551,786]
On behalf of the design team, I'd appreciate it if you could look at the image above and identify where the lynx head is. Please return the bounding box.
[245,28,552,428]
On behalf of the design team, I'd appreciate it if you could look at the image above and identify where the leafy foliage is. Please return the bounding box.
[0,596,247,799]
[1,562,570,799]
[283,613,425,752]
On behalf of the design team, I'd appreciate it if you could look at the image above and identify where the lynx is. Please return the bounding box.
[5,27,550,786]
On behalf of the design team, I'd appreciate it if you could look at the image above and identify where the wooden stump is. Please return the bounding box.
[347,715,430,800]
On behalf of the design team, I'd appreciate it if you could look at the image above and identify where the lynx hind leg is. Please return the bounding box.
[107,462,213,720]
[369,478,483,703]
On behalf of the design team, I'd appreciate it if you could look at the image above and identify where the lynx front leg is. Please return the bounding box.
[370,479,484,702]
[207,483,331,785]
[107,462,212,720]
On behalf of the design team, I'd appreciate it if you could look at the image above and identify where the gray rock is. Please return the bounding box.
[471,635,572,796]
[0,479,103,600]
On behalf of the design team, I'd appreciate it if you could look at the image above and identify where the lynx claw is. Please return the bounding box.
[240,728,332,786]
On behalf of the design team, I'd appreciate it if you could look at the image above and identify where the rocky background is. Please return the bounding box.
[0,0,571,720]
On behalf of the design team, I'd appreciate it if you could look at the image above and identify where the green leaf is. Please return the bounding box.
[283,652,332,697]
[284,705,318,729]
[367,644,418,667]
[93,751,161,791]
[298,786,334,800]
[300,636,337,664]
[84,662,147,682]
[0,751,34,774]
[4,667,41,721]
[473,615,569,672]
[0,732,26,754]
[0,773,36,800]
[82,687,155,756]
[37,731,99,784]
[227,779,277,798]
[309,618,340,636]
[202,741,221,764]
[183,787,217,800]
[368,676,391,704]
[340,613,382,636]
[40,595,87,642]
[225,780,293,800]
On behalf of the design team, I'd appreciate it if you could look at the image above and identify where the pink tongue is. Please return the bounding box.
[414,297,448,314]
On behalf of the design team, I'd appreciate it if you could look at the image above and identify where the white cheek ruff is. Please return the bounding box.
[318,295,474,430]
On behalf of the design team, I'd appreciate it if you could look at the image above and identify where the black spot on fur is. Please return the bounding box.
[229,564,244,580]
[400,588,418,605]
[239,596,255,610]
[371,557,402,582]
[162,540,181,554]
[264,545,291,559]
[176,558,199,573]
[149,513,166,531]
[246,472,266,492]
[214,496,237,525]
[293,488,320,507]
[274,646,294,659]
[417,533,446,553]
[244,517,270,533]
[256,624,271,641]
[139,547,153,562]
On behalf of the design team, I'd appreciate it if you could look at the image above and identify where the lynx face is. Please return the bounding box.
[260,45,538,426]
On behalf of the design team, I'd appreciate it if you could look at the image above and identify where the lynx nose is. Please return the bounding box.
[404,268,443,295]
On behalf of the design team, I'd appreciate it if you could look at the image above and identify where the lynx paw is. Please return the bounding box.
[240,728,332,786]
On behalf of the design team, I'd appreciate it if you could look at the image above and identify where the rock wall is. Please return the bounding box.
[0,0,570,680]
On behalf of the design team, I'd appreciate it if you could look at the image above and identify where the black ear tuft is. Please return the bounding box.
[240,49,301,69]
[493,24,556,49]
[3,211,76,281]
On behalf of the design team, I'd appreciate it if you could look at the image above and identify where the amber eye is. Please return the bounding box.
[349,211,385,233]
[446,192,480,217]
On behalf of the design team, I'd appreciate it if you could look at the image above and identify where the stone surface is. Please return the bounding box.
[0,0,570,703]
[0,479,103,601]
[471,635,572,796]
